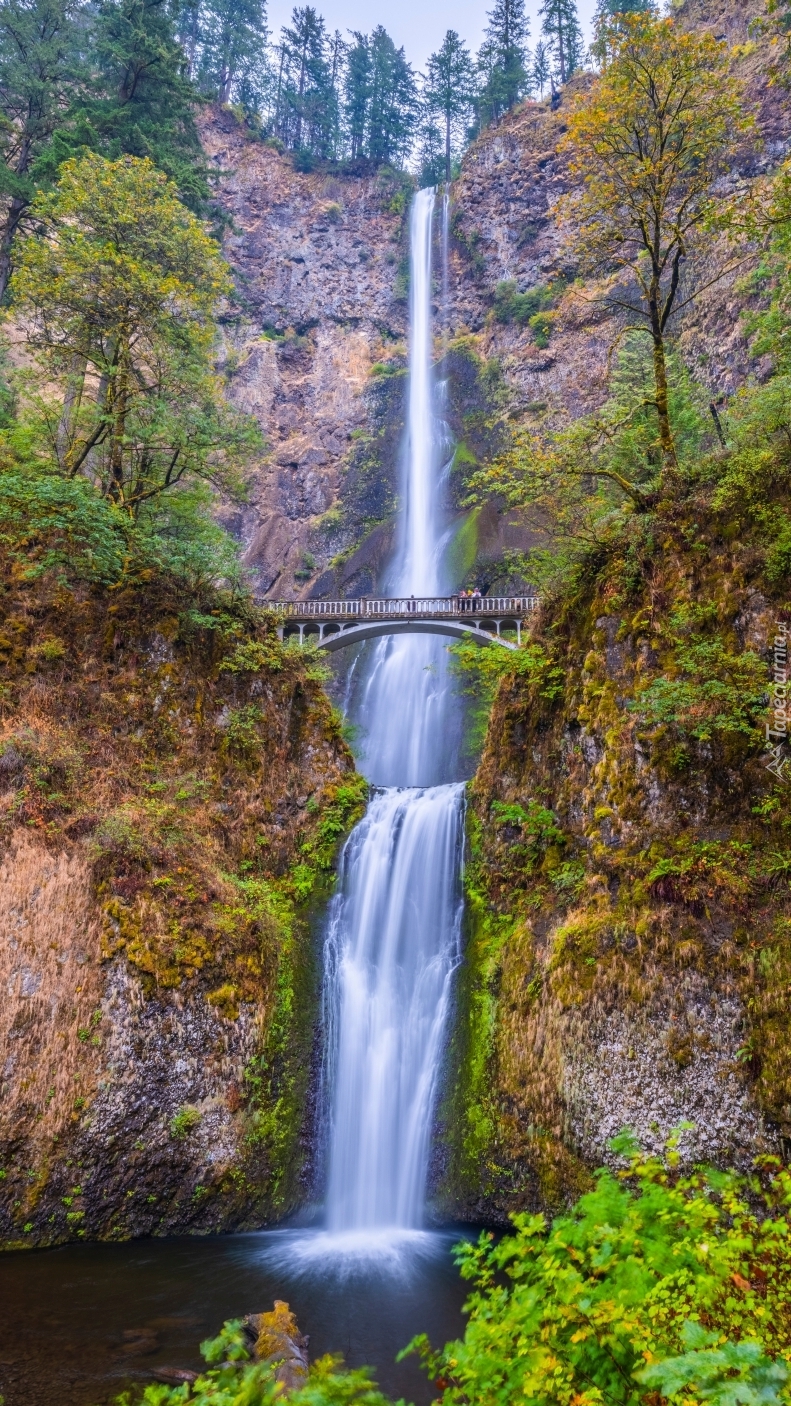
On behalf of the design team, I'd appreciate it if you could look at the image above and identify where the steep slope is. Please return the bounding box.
[0,559,364,1247]
[436,487,790,1223]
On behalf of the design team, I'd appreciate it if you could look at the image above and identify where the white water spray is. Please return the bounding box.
[321,189,464,1241]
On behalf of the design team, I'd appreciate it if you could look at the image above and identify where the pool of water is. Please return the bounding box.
[0,1226,474,1406]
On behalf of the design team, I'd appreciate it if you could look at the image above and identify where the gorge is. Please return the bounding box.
[3,0,791,1399]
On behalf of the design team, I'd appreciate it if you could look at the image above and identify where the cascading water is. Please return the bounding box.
[322,785,464,1231]
[320,187,466,1239]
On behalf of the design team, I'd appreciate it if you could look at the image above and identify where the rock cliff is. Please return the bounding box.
[0,561,364,1248]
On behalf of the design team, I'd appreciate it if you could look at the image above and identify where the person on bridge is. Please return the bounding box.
[409,595,416,613]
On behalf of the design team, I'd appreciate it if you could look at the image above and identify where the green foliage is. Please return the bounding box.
[169,1106,202,1139]
[219,639,285,675]
[638,1321,789,1406]
[0,466,126,582]
[492,279,565,335]
[120,1317,397,1406]
[491,798,565,849]
[221,705,266,764]
[632,638,768,747]
[450,638,565,754]
[406,1140,791,1406]
[12,153,259,518]
[0,462,245,591]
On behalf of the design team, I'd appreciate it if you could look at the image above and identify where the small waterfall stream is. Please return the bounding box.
[320,187,466,1239]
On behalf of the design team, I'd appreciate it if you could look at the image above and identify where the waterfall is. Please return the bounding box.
[320,188,465,1238]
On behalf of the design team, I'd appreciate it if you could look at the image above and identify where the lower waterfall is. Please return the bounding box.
[322,784,465,1232]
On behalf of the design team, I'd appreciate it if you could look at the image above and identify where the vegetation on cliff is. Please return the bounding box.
[440,8,791,1218]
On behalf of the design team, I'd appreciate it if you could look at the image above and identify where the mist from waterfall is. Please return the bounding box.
[319,188,466,1239]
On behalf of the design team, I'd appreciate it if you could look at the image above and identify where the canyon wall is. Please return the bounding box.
[0,565,364,1248]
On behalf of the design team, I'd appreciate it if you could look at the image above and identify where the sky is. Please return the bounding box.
[265,0,600,78]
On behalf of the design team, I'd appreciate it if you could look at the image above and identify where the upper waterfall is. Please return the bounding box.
[347,188,464,788]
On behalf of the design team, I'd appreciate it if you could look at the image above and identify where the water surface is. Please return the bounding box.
[0,1228,472,1406]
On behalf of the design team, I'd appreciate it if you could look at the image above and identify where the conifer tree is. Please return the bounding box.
[0,0,82,298]
[344,32,370,160]
[424,30,475,183]
[540,0,584,85]
[477,0,531,128]
[342,26,415,166]
[277,7,335,156]
[533,39,551,97]
[195,0,269,108]
[60,0,208,208]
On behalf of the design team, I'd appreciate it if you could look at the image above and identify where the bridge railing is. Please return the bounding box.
[262,596,540,619]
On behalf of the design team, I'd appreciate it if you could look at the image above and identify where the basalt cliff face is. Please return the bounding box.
[0,564,365,1248]
[207,0,790,604]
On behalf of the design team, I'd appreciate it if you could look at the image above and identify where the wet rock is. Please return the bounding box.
[244,1301,310,1392]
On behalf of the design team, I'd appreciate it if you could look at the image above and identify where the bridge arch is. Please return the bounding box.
[281,618,518,652]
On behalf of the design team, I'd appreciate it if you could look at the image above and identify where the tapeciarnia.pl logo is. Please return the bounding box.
[764,620,789,781]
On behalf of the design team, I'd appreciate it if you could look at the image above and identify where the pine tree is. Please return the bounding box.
[343,32,370,160]
[477,0,531,128]
[277,7,335,157]
[367,27,417,166]
[424,30,475,183]
[195,0,269,108]
[416,108,445,187]
[540,0,584,85]
[60,0,208,209]
[0,0,82,298]
[532,39,551,97]
[343,26,415,167]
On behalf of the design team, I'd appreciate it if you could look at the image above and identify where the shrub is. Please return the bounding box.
[405,1135,791,1406]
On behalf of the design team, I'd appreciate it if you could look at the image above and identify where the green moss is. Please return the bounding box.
[170,1106,202,1139]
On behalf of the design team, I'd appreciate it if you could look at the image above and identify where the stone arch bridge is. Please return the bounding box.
[262,596,539,652]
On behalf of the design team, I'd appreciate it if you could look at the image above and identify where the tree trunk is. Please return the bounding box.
[56,356,87,466]
[445,111,451,184]
[0,194,29,302]
[295,44,307,148]
[649,310,677,472]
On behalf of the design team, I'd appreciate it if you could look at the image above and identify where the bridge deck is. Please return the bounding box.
[262,597,538,650]
[263,595,538,621]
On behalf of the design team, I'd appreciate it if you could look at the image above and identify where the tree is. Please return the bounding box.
[0,0,82,299]
[539,0,584,85]
[342,26,416,167]
[424,30,475,183]
[416,108,445,187]
[559,14,747,474]
[343,31,370,160]
[59,0,209,212]
[591,0,656,64]
[366,26,417,167]
[12,153,257,515]
[195,0,269,108]
[275,7,338,158]
[533,40,551,98]
[477,0,531,128]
